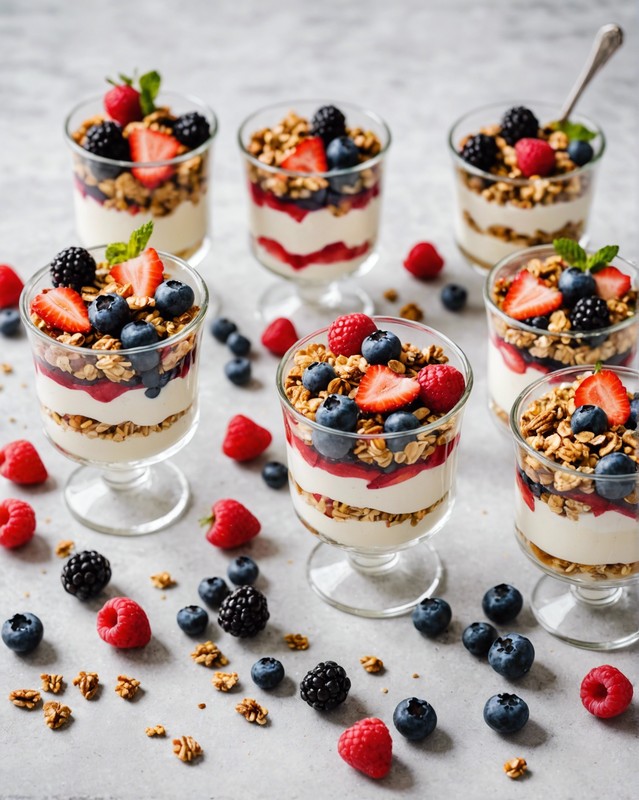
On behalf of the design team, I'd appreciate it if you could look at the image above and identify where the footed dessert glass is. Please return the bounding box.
[511,366,639,649]
[20,248,208,535]
[277,317,473,617]
[238,100,391,327]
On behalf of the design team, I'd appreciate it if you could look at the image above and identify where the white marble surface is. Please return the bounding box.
[0,1,637,798]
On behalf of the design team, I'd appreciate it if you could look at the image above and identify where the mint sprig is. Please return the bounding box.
[553,238,619,273]
[549,120,597,143]
[105,221,154,266]
[139,70,161,116]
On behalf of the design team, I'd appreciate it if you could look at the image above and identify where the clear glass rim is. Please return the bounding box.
[447,100,606,185]
[275,316,474,443]
[64,91,219,169]
[237,98,392,179]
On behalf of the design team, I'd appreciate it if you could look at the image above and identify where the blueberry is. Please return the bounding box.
[210,316,237,343]
[0,309,21,336]
[312,429,353,460]
[227,331,251,357]
[302,361,337,393]
[483,693,529,734]
[523,315,549,329]
[228,555,259,586]
[225,357,252,386]
[176,605,209,636]
[262,461,288,489]
[441,284,468,312]
[251,657,285,690]
[393,697,437,740]
[326,136,360,170]
[384,411,420,453]
[145,387,161,399]
[571,404,608,435]
[482,584,523,624]
[412,597,452,637]
[120,320,160,372]
[558,267,596,308]
[198,577,230,609]
[2,612,44,654]
[141,367,162,389]
[627,393,639,430]
[361,330,402,365]
[488,633,535,679]
[462,621,498,657]
[88,293,130,337]
[594,452,637,500]
[568,139,594,167]
[313,394,359,459]
[154,279,195,318]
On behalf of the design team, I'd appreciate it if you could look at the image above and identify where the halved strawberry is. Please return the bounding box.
[593,266,632,300]
[110,248,164,296]
[30,287,91,333]
[128,128,180,189]
[502,270,563,321]
[574,369,631,426]
[280,136,327,173]
[494,337,526,374]
[355,365,420,413]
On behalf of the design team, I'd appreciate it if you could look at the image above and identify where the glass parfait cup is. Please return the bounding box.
[276,317,473,618]
[510,365,639,650]
[20,248,208,536]
[65,93,218,264]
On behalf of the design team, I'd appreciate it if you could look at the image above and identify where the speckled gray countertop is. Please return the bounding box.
[0,1,637,798]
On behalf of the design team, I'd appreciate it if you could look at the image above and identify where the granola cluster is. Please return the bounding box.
[464,213,583,251]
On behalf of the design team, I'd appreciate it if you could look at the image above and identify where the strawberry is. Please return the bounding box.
[502,270,563,321]
[203,498,261,549]
[0,264,24,308]
[593,266,632,300]
[104,83,142,126]
[0,440,48,485]
[494,337,526,374]
[327,313,377,356]
[222,415,272,462]
[110,248,165,297]
[516,470,535,512]
[0,498,36,549]
[261,317,299,356]
[515,138,556,178]
[356,365,420,413]
[30,287,91,333]
[574,370,631,426]
[281,136,327,172]
[337,718,392,780]
[417,364,466,414]
[403,242,444,281]
[128,128,180,189]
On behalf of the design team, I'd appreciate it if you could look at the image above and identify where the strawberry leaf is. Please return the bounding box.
[549,120,597,143]
[139,70,161,116]
[553,238,587,269]
[127,221,154,259]
[586,245,619,273]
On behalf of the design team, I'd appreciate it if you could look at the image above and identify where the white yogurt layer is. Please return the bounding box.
[486,339,541,422]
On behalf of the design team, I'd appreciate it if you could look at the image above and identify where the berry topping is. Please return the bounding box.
[203,498,261,549]
[261,461,288,490]
[393,697,437,741]
[173,112,211,149]
[488,633,535,680]
[88,293,131,337]
[316,394,359,430]
[403,242,445,281]
[594,452,637,501]
[177,605,208,636]
[568,139,594,166]
[2,612,43,654]
[300,660,351,711]
[0,264,24,308]
[417,364,465,414]
[441,283,467,312]
[222,415,272,462]
[302,361,337,393]
[580,665,633,718]
[494,338,526,374]
[460,133,498,171]
[355,365,419,414]
[500,106,539,145]
[251,657,285,690]
[119,320,160,372]
[154,279,195,318]
[0,309,21,337]
[217,585,269,638]
[104,82,142,127]
[110,247,165,297]
[557,266,596,308]
[280,136,327,173]
[383,411,421,453]
[327,313,377,356]
[128,127,180,188]
[483,693,529,734]
[228,555,259,586]
[570,404,608,435]
[84,121,130,180]
[412,597,452,637]
[482,584,523,624]
[261,317,299,356]
[569,295,611,333]
[31,287,91,333]
[311,105,347,146]
[96,596,151,649]
[462,622,498,657]
[61,550,111,600]
[0,440,48,485]
[224,357,252,386]
[226,331,251,357]
[198,577,230,609]
[211,316,237,343]
[515,137,555,178]
[326,135,360,169]
[337,718,392,779]
[361,329,402,365]
[574,369,631,426]
[0,498,36,549]
[593,266,632,300]
[628,393,639,430]
[502,269,563,321]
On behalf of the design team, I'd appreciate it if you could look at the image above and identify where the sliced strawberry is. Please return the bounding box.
[128,128,180,189]
[574,369,631,426]
[355,365,420,414]
[502,270,563,321]
[516,469,535,512]
[30,287,91,333]
[110,248,165,296]
[593,266,632,300]
[280,136,327,173]
[494,337,526,374]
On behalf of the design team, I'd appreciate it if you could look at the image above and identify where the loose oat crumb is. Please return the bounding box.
[55,539,74,558]
[73,671,99,700]
[9,689,41,709]
[399,302,424,321]
[115,675,140,700]
[191,641,228,668]
[235,697,268,725]
[23,591,30,598]
[172,735,203,762]
[41,673,64,694]
[283,633,309,650]
[360,655,384,673]
[1,363,13,374]
[198,703,206,709]
[145,724,166,737]
[212,671,239,692]
[150,571,176,589]
[381,687,389,694]
[43,701,72,729]
[383,288,398,302]
[412,672,420,679]
[504,757,528,779]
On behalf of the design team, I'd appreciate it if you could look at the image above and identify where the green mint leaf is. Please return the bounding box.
[553,238,587,269]
[139,70,161,116]
[127,221,154,259]
[105,242,129,266]
[586,244,619,272]
[549,119,597,143]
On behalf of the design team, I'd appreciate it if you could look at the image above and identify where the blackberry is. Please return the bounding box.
[300,660,351,711]
[217,585,269,638]
[570,296,611,331]
[173,112,211,149]
[83,121,130,180]
[61,550,111,601]
[50,246,97,291]
[460,133,498,172]
[500,106,539,145]
[311,105,347,147]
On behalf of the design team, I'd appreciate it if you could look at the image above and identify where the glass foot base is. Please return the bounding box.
[531,574,639,650]
[65,462,190,536]
[258,280,374,328]
[306,541,443,618]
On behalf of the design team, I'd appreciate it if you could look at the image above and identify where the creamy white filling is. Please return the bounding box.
[486,340,541,421]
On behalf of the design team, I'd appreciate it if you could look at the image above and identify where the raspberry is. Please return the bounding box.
[580,665,633,718]
[0,499,36,549]
[417,364,466,414]
[261,317,299,356]
[203,498,261,549]
[327,313,377,356]
[96,597,151,649]
[0,440,48,485]
[337,717,393,779]
[514,138,556,178]
[403,242,444,281]
[222,415,272,462]
[0,265,24,309]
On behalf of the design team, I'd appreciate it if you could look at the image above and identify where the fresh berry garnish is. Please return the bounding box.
[488,633,535,680]
[403,242,445,281]
[594,452,637,501]
[222,415,272,462]
[557,266,596,307]
[516,468,536,512]
[210,316,237,343]
[311,105,347,147]
[302,361,337,393]
[83,121,130,180]
[119,320,160,372]
[441,283,467,312]
[88,293,131,337]
[570,295,611,333]
[300,661,351,711]
[96,596,151,649]
[226,331,251,357]
[515,138,556,178]
[227,555,259,586]
[1,612,43,654]
[494,338,526,374]
[417,364,465,414]
[0,440,48,485]
[326,135,360,169]
[198,577,230,609]
[361,330,402,365]
[217,585,269,638]
[580,665,633,718]
[568,139,594,167]
[570,404,608,435]
[281,136,328,173]
[327,313,377,356]
[412,597,452,637]
[462,622,498,657]
[502,270,563,321]
[154,279,195,318]
[356,365,420,414]
[0,499,36,549]
[173,112,211,149]
[460,133,498,171]
[383,411,420,453]
[110,247,165,297]
[176,605,209,636]
[0,264,24,308]
[337,718,392,779]
[224,357,252,386]
[104,82,142,126]
[393,698,437,741]
[128,128,180,189]
[251,657,285,690]
[203,498,261,549]
[500,106,539,145]
[31,287,91,334]
[627,393,639,430]
[313,394,359,459]
[574,369,631,426]
[593,266,632,300]
[61,550,111,600]
[483,693,529,734]
[482,584,523,624]
[261,317,299,356]
[525,315,550,329]
[0,309,20,337]
[261,461,288,490]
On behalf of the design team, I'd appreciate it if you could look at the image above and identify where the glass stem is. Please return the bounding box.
[296,282,337,307]
[348,552,400,575]
[101,466,149,492]
[570,585,623,607]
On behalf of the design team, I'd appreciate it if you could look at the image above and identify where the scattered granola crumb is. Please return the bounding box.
[9,416,16,423]
[198,703,206,709]
[504,757,528,779]
[43,701,72,729]
[383,288,398,302]
[9,689,41,709]
[1,363,13,374]
[44,517,51,524]
[150,571,176,589]
[115,675,141,700]
[283,633,309,650]
[160,594,166,601]
[40,569,47,574]
[399,302,424,321]
[41,673,64,694]
[172,735,203,762]
[360,655,384,673]
[235,697,268,725]
[55,539,74,558]
[212,672,239,692]
[412,673,420,679]
[23,591,30,598]
[191,641,228,668]
[145,724,166,737]
[381,687,389,694]
[73,671,99,700]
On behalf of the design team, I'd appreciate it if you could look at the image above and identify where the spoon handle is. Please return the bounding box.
[558,23,624,122]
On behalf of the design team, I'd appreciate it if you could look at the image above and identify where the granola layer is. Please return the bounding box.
[43,406,191,441]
